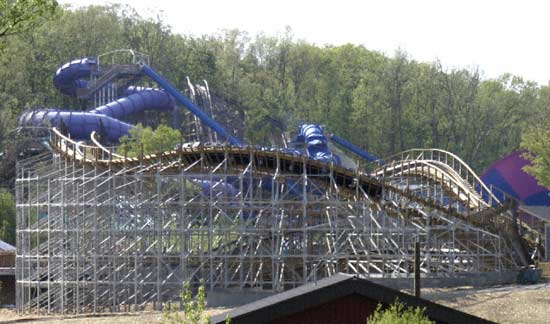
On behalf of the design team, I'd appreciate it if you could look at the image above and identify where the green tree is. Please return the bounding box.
[470,75,537,170]
[521,111,550,187]
[0,188,16,244]
[119,124,181,157]
[0,0,58,45]
[368,302,435,324]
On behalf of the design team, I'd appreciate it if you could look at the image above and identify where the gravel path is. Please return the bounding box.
[423,283,550,324]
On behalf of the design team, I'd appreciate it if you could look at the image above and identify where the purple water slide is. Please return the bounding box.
[19,59,174,142]
[19,109,134,142]
[53,57,96,96]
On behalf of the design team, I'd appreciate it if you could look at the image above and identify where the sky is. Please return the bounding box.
[59,0,550,85]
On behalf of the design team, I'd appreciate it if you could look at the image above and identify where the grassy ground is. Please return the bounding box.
[2,283,550,323]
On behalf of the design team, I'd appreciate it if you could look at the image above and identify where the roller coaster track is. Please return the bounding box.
[51,128,541,266]
[372,149,501,210]
[373,148,540,231]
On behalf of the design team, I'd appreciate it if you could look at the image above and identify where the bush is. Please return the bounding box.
[162,281,231,324]
[367,302,435,324]
[0,188,15,244]
[163,281,208,324]
[119,124,181,157]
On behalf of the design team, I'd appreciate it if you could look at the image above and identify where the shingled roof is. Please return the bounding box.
[0,239,15,252]
[210,273,495,324]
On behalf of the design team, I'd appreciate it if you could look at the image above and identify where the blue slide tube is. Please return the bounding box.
[19,88,173,142]
[89,89,173,119]
[19,109,133,142]
[53,57,97,96]
[329,134,383,164]
[297,124,341,165]
[21,57,175,142]
[141,65,243,146]
[31,58,242,145]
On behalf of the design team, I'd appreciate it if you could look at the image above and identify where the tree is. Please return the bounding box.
[521,113,550,187]
[119,124,181,157]
[0,188,16,244]
[0,0,58,44]
[368,302,435,324]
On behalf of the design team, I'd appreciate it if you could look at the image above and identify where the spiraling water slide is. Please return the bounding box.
[19,58,169,142]
[19,57,243,145]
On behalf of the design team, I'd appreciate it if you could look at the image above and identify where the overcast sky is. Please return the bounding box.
[59,0,550,85]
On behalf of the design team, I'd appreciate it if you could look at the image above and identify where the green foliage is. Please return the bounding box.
[521,112,550,187]
[0,188,16,244]
[367,302,435,324]
[0,0,58,44]
[119,124,181,157]
[162,281,210,324]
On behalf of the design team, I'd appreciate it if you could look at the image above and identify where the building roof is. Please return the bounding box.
[0,240,15,252]
[481,150,550,206]
[210,274,495,324]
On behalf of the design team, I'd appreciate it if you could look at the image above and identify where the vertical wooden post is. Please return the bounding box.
[414,241,421,298]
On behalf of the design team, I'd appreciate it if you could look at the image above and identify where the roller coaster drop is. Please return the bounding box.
[15,50,548,313]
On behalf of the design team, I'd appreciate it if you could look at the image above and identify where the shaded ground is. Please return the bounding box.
[2,283,550,323]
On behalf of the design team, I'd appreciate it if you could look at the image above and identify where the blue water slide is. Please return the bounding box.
[20,58,175,142]
[48,60,243,145]
[19,88,174,142]
[53,57,97,96]
[329,133,383,164]
[296,124,341,165]
[19,109,133,142]
[141,65,243,146]
[89,88,173,119]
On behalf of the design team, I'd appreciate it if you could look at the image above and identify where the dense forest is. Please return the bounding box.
[1,3,550,242]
